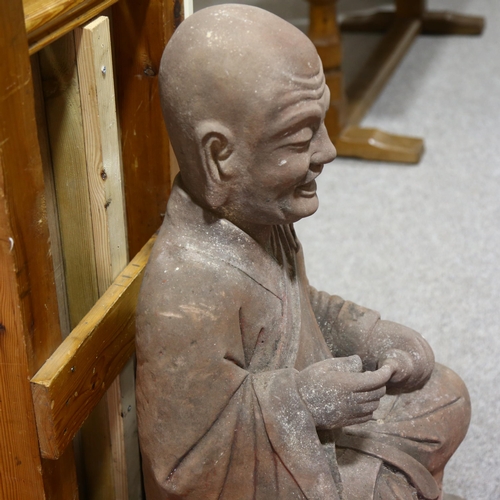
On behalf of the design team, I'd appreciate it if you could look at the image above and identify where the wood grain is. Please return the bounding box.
[0,180,46,500]
[112,0,181,257]
[39,31,100,330]
[39,29,111,499]
[31,235,155,461]
[31,54,72,339]
[0,0,79,498]
[76,17,133,499]
[76,16,128,295]
[24,0,120,54]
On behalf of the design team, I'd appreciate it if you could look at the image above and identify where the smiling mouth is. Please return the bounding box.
[296,179,317,197]
[296,167,322,197]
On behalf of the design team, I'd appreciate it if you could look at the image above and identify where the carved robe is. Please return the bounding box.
[136,179,469,500]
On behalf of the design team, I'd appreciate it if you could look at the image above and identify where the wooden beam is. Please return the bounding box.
[0,0,79,498]
[39,31,100,330]
[76,16,128,296]
[112,0,182,257]
[31,54,72,339]
[76,17,137,499]
[335,126,423,163]
[421,11,485,36]
[31,235,155,461]
[341,9,484,36]
[24,0,120,55]
[345,19,421,127]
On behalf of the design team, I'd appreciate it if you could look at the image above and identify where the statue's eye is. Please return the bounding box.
[289,139,311,151]
[285,127,314,150]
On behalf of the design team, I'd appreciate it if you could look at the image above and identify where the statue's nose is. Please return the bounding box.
[311,123,337,165]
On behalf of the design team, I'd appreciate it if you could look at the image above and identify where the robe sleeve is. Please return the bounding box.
[136,256,340,500]
[308,286,434,387]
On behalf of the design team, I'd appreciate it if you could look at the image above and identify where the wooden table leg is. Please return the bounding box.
[307,0,347,138]
[341,0,484,35]
[307,0,424,164]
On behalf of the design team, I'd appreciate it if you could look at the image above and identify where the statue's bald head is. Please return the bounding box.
[159,4,324,194]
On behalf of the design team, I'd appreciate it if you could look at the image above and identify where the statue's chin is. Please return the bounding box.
[283,193,320,223]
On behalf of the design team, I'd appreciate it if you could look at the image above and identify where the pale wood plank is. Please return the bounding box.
[31,235,155,461]
[38,31,103,499]
[38,31,100,331]
[76,16,136,499]
[76,16,128,295]
[0,0,79,498]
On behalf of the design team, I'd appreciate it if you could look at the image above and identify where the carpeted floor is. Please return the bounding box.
[295,1,499,498]
[194,0,500,497]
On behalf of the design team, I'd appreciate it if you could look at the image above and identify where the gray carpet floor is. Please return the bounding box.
[194,0,500,497]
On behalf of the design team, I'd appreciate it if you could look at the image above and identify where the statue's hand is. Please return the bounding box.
[378,348,414,387]
[296,356,392,429]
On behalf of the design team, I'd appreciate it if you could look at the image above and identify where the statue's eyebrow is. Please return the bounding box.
[272,115,320,142]
[269,88,328,141]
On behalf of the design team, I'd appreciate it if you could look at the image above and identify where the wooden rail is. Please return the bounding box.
[24,0,119,54]
[31,235,155,460]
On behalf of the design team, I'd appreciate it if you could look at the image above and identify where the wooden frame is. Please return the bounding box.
[0,0,181,498]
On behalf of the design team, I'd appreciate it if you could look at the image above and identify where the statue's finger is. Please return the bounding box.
[355,365,392,391]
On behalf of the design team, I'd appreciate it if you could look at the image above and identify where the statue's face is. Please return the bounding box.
[228,64,337,227]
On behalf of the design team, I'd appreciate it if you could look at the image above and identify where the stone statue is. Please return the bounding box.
[136,5,470,499]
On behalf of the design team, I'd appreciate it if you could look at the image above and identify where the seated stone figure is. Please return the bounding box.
[136,5,470,500]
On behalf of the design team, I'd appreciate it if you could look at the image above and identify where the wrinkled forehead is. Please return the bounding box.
[276,60,326,106]
[251,58,328,132]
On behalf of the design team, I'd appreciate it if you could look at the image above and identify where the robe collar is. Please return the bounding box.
[162,176,299,299]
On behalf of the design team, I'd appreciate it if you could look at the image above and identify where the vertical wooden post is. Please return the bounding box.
[76,16,138,500]
[396,0,426,19]
[0,0,79,499]
[31,55,72,339]
[112,0,183,257]
[38,32,100,331]
[307,0,347,138]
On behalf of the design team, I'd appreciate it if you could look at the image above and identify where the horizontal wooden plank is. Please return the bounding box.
[23,0,119,54]
[31,234,155,460]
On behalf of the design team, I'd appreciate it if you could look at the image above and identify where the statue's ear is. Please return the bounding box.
[195,120,235,185]
[194,120,235,208]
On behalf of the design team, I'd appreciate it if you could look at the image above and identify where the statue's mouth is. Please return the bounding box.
[296,179,317,197]
[296,167,322,197]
